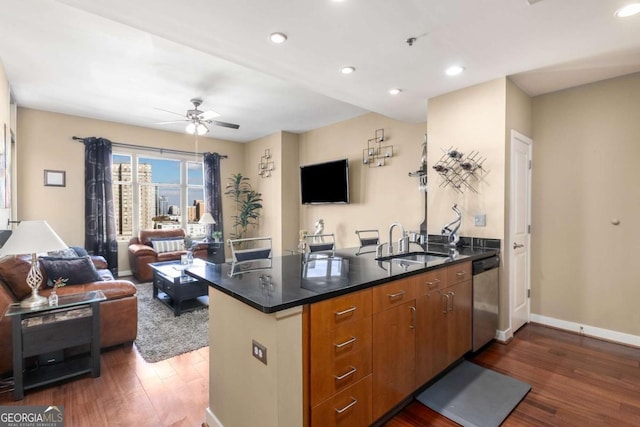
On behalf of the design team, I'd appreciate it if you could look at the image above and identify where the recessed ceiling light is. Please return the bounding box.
[445,65,465,76]
[269,32,288,44]
[389,88,402,95]
[340,66,356,75]
[615,3,640,17]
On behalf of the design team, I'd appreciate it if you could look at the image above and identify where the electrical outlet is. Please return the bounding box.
[252,340,267,365]
[474,214,486,227]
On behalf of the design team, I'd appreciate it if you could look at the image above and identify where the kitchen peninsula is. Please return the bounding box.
[187,244,498,427]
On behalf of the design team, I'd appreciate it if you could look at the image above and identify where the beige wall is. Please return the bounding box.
[427,77,533,332]
[0,62,12,228]
[16,108,245,271]
[299,112,427,248]
[427,78,507,239]
[531,73,640,336]
[245,132,283,253]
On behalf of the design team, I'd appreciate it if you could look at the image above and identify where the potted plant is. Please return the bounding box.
[213,231,223,242]
[224,173,263,240]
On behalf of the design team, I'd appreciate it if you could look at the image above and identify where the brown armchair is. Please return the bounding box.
[128,229,207,282]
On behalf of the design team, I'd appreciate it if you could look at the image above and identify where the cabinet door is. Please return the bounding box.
[446,280,472,362]
[372,300,416,421]
[415,290,449,386]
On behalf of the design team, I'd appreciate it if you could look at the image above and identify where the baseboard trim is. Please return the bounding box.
[205,407,223,427]
[117,269,132,278]
[495,328,513,343]
[530,314,640,348]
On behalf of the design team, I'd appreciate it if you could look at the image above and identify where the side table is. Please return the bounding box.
[194,240,225,264]
[5,290,106,400]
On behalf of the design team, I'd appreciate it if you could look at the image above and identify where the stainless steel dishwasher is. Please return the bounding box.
[472,255,500,351]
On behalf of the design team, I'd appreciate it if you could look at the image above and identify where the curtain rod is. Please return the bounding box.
[72,136,228,158]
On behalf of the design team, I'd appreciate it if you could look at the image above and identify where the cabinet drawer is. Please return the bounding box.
[311,289,372,328]
[415,268,447,296]
[372,277,416,313]
[447,262,471,286]
[311,317,372,406]
[312,374,372,427]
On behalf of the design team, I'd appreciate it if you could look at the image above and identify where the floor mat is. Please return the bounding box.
[416,361,531,427]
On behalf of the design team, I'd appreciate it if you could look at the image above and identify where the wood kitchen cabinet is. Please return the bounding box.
[415,262,472,385]
[307,261,472,426]
[372,277,417,421]
[309,288,373,425]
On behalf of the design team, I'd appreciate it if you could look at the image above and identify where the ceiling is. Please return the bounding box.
[1,0,639,142]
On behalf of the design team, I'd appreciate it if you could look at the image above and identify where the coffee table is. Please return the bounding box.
[149,259,209,316]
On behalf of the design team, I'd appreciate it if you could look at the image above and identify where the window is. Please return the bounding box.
[112,153,206,241]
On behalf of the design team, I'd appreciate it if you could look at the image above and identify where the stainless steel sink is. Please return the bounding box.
[376,251,449,264]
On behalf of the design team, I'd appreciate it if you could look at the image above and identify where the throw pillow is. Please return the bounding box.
[39,256,103,286]
[46,248,78,258]
[151,238,185,253]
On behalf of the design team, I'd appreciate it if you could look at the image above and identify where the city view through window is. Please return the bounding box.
[112,154,207,240]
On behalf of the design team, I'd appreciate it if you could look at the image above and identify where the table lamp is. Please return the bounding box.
[198,212,216,242]
[0,220,68,308]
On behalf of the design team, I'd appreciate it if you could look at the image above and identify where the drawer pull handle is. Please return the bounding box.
[388,290,406,300]
[334,307,356,318]
[334,366,357,381]
[426,279,441,287]
[335,337,357,349]
[335,397,358,414]
[456,271,466,277]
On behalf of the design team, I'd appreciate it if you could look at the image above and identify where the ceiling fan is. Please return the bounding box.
[156,98,240,135]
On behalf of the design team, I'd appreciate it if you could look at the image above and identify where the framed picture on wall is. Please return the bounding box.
[44,170,66,187]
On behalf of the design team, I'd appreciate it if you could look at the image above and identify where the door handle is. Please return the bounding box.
[513,242,524,249]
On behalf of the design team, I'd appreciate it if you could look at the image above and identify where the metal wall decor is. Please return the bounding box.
[363,129,393,167]
[409,133,428,192]
[258,149,275,178]
[432,146,487,193]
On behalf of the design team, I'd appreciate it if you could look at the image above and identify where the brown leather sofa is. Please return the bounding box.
[128,228,207,282]
[0,253,137,377]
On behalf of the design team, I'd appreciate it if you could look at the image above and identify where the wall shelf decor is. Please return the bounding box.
[363,129,393,167]
[258,149,275,178]
[432,146,487,193]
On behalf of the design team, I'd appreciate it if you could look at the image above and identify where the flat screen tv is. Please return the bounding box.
[300,159,349,204]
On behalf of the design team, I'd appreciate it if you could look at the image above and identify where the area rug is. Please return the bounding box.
[416,361,531,427]
[134,282,209,363]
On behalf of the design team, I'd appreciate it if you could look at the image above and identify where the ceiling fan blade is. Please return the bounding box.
[154,107,186,118]
[211,120,240,129]
[198,110,220,120]
[156,120,187,125]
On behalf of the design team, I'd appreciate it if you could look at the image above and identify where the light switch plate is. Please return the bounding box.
[474,214,486,227]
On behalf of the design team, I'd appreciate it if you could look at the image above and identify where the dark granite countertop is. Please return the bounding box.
[186,243,499,313]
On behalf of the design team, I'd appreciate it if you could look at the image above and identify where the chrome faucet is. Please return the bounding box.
[387,222,409,256]
[441,204,462,247]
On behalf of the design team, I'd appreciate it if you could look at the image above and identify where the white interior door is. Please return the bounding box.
[510,130,532,333]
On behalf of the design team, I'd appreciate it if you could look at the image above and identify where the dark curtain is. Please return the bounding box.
[83,137,118,276]
[203,152,224,237]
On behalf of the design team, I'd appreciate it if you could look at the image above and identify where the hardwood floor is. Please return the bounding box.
[0,344,209,427]
[1,323,639,426]
[386,323,640,426]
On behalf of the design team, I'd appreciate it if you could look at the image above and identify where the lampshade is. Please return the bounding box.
[199,212,216,225]
[0,220,68,256]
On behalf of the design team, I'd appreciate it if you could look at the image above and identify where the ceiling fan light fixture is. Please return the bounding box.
[615,3,640,17]
[196,123,209,135]
[186,122,197,135]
